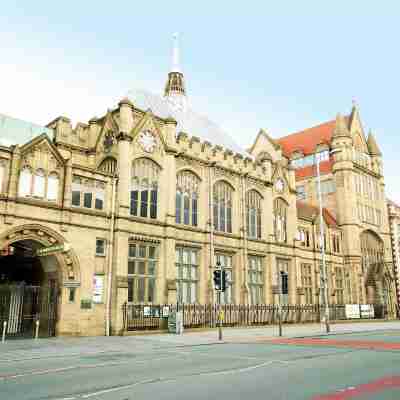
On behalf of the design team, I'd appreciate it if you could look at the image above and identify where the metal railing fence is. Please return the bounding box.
[122,303,357,332]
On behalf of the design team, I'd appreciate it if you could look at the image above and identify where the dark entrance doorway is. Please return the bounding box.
[0,240,58,338]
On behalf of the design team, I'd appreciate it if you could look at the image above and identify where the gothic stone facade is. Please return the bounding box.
[388,200,400,306]
[0,98,396,336]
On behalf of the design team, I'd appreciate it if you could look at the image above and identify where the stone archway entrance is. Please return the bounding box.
[0,225,80,337]
[361,230,394,317]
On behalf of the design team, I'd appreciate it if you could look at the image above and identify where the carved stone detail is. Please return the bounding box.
[214,167,238,182]
[176,156,204,172]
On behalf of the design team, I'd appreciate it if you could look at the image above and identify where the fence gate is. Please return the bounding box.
[0,284,58,338]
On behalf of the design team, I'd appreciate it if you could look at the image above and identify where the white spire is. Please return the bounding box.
[171,32,181,73]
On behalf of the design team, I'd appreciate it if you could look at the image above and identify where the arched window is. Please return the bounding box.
[130,158,160,219]
[98,157,117,175]
[246,190,262,239]
[19,167,32,197]
[33,169,46,198]
[47,172,59,201]
[176,171,200,226]
[213,181,233,233]
[274,198,288,242]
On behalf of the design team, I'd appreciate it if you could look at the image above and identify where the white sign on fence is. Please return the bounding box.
[360,304,374,318]
[345,304,360,319]
[162,306,170,317]
[143,306,151,317]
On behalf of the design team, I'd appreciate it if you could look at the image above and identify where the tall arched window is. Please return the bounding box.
[33,169,46,198]
[213,181,233,233]
[246,190,262,239]
[176,171,200,226]
[47,172,59,201]
[19,167,32,197]
[98,157,117,175]
[274,198,288,242]
[130,158,160,219]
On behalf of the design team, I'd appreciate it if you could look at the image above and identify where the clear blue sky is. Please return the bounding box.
[0,1,399,202]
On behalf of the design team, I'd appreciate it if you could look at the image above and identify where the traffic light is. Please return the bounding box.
[221,270,227,292]
[213,270,227,292]
[280,271,288,295]
[213,270,222,290]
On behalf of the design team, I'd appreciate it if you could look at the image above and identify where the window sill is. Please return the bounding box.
[175,224,206,234]
[16,197,61,209]
[247,237,267,244]
[69,206,107,217]
[95,254,106,258]
[214,231,241,240]
[128,215,165,226]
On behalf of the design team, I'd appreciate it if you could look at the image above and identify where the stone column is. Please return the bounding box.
[116,133,132,217]
[8,145,21,198]
[163,150,177,304]
[4,145,21,224]
[116,98,134,217]
[111,231,129,335]
[61,157,73,231]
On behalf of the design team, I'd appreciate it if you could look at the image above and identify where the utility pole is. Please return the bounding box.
[278,272,283,337]
[213,260,225,341]
[316,152,330,333]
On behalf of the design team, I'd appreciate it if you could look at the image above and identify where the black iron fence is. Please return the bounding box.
[0,284,58,339]
[122,303,358,332]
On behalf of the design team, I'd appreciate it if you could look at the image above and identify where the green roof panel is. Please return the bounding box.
[0,113,54,147]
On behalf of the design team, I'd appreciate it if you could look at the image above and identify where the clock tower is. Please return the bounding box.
[164,33,188,112]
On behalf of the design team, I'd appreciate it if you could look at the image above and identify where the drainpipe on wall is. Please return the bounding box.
[105,175,117,336]
[241,174,249,303]
[209,162,215,304]
[388,207,400,314]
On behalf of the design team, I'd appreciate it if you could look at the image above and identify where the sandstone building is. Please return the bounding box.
[0,37,397,335]
[388,200,400,306]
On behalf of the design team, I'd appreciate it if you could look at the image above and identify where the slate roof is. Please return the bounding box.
[0,113,54,147]
[276,117,349,180]
[297,200,338,227]
[126,88,246,155]
[277,119,337,157]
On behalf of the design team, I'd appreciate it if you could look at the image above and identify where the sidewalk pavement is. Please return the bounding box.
[136,320,400,345]
[1,320,400,360]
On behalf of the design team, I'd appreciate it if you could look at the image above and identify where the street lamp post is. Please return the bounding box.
[316,151,332,333]
[269,233,283,336]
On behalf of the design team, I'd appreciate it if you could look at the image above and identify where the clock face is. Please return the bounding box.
[275,178,284,192]
[138,130,156,153]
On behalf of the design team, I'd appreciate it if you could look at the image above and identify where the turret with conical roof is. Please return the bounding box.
[331,107,356,230]
[367,130,382,156]
[332,113,351,139]
[164,33,188,112]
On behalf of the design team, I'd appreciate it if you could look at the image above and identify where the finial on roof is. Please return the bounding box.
[367,130,382,156]
[349,99,361,127]
[119,97,133,107]
[164,33,187,110]
[171,32,181,73]
[332,113,351,138]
